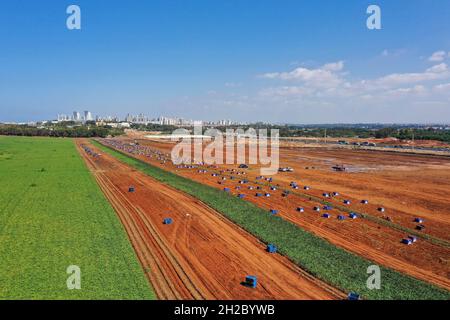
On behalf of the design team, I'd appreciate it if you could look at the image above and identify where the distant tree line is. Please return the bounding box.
[128,122,450,143]
[395,128,450,143]
[275,127,373,139]
[0,124,124,138]
[250,125,450,143]
[130,123,178,133]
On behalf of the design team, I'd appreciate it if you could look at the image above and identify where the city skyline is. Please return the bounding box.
[8,108,450,127]
[55,110,245,126]
[1,1,450,123]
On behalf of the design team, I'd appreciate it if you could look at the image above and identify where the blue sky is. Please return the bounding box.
[1,0,450,123]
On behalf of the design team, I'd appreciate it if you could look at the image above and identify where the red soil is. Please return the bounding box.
[106,137,450,290]
[77,139,343,300]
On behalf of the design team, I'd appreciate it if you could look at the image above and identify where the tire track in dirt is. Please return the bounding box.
[82,145,206,299]
[77,140,344,300]
[96,174,198,299]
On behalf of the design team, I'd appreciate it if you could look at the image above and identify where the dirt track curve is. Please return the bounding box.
[76,139,344,300]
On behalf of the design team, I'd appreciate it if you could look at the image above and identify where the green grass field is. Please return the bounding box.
[0,136,155,299]
[94,139,450,300]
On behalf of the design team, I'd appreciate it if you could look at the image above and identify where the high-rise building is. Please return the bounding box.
[73,111,81,121]
[137,113,148,123]
[84,111,93,121]
[125,113,133,122]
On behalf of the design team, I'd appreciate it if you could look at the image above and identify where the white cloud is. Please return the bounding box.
[225,82,242,88]
[322,61,344,72]
[261,61,344,88]
[373,63,449,87]
[259,86,314,97]
[260,61,450,103]
[386,85,427,98]
[434,82,450,92]
[428,51,447,62]
[380,49,406,58]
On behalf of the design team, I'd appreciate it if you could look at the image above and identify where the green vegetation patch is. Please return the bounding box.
[0,123,123,138]
[93,139,450,300]
[0,136,155,299]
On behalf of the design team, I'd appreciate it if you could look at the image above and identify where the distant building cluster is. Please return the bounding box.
[56,111,244,127]
[123,113,242,127]
[57,110,93,122]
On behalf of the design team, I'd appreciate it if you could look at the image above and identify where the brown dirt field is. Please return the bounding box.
[281,136,450,148]
[105,137,450,290]
[279,147,450,229]
[132,138,450,237]
[368,138,450,147]
[76,139,343,300]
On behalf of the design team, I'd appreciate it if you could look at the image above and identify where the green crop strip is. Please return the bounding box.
[93,139,450,300]
[0,137,155,299]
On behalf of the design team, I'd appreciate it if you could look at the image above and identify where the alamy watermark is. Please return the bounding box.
[367,5,381,30]
[66,265,81,290]
[65,4,380,31]
[170,125,280,175]
[367,265,381,290]
[66,5,81,30]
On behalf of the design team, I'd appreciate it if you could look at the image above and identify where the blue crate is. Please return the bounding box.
[348,292,360,300]
[245,275,258,288]
[266,244,277,253]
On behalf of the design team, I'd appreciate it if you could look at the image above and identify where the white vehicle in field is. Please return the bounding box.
[278,167,294,172]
